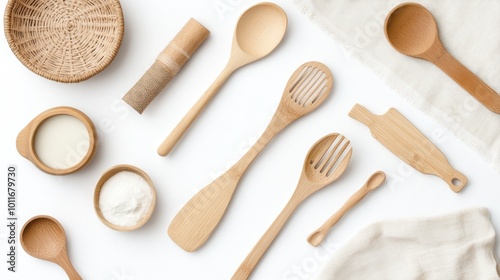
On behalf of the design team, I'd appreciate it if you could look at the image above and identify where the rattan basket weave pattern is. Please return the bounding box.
[4,0,124,83]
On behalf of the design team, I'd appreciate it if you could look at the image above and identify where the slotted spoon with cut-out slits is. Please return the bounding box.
[168,61,333,252]
[232,133,352,280]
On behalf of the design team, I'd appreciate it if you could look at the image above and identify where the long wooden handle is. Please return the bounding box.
[433,51,500,114]
[307,187,370,247]
[168,116,288,252]
[158,64,234,156]
[232,196,300,280]
[56,252,82,280]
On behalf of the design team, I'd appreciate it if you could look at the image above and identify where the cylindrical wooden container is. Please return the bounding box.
[122,18,210,114]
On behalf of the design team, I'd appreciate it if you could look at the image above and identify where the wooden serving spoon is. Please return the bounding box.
[158,2,288,156]
[21,215,82,280]
[384,3,500,114]
[168,61,333,252]
[307,171,386,247]
[232,133,352,280]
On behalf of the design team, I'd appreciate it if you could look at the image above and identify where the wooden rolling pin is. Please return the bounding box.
[123,18,209,114]
[349,104,467,192]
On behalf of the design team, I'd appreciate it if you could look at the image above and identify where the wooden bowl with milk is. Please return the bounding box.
[16,106,97,175]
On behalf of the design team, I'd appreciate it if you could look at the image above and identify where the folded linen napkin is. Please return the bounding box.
[314,208,500,280]
[292,0,500,173]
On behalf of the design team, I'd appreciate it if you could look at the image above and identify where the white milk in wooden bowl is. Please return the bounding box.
[16,107,97,175]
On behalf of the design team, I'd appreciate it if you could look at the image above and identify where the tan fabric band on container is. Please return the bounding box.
[123,18,210,114]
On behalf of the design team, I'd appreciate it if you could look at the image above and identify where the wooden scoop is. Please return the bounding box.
[232,133,352,280]
[384,3,500,114]
[158,2,288,156]
[168,61,333,252]
[21,215,81,280]
[307,171,386,247]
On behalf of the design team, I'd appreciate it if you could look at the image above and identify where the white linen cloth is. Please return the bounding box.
[314,208,500,280]
[291,0,500,173]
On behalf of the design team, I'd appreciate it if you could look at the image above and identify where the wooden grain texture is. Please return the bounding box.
[307,171,386,247]
[157,2,288,156]
[21,215,82,280]
[384,3,500,113]
[232,133,352,280]
[4,0,124,83]
[123,18,210,114]
[16,106,97,175]
[168,61,333,252]
[349,103,467,192]
[94,164,157,231]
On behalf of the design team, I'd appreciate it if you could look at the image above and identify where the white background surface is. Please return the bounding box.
[1,0,499,279]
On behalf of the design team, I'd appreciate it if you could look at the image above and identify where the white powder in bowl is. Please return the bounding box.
[99,171,153,228]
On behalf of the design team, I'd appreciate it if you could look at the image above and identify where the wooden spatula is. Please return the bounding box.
[349,104,467,192]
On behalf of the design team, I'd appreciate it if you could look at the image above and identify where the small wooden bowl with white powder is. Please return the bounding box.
[94,165,156,231]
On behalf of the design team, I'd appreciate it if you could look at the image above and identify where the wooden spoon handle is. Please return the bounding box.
[158,64,235,156]
[232,196,300,280]
[56,252,82,280]
[433,51,500,114]
[307,187,369,247]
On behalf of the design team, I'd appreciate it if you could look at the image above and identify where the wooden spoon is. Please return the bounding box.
[384,3,500,114]
[21,215,82,280]
[232,133,352,280]
[307,171,386,247]
[168,61,333,252]
[158,2,288,156]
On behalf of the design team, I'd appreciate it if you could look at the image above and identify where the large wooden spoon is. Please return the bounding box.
[384,3,500,113]
[307,171,386,247]
[21,215,82,280]
[232,133,352,280]
[158,2,288,156]
[168,61,333,252]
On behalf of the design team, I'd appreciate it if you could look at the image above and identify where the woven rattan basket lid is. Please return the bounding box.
[4,0,124,83]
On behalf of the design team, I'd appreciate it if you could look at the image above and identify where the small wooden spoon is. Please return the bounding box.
[168,61,333,252]
[21,215,82,280]
[307,171,386,247]
[158,2,288,156]
[384,3,500,114]
[232,133,352,280]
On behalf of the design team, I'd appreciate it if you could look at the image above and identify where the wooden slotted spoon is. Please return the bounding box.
[232,133,352,280]
[168,61,333,252]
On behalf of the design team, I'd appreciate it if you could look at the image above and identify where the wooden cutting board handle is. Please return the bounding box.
[349,104,467,192]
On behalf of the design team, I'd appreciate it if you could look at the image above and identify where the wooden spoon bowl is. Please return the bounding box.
[21,215,81,279]
[384,3,438,58]
[235,2,288,58]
